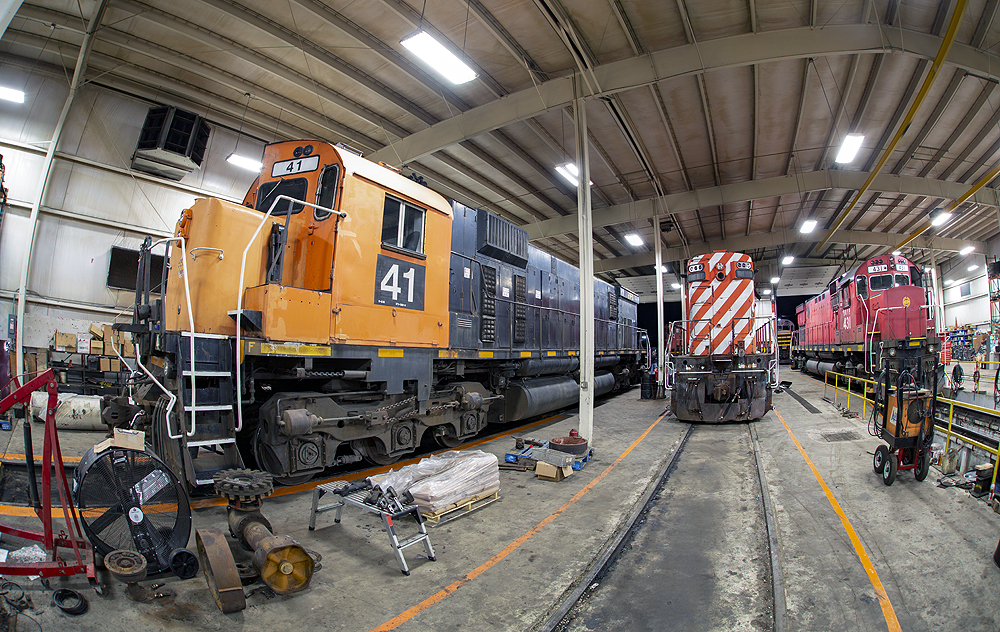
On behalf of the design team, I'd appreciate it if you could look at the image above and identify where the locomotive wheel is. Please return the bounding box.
[252,427,317,486]
[915,451,930,481]
[433,426,462,448]
[882,452,897,486]
[873,445,888,474]
[359,438,399,466]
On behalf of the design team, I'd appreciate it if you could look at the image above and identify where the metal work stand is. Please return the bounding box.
[309,481,436,575]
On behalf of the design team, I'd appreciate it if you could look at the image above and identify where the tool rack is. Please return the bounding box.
[308,481,436,575]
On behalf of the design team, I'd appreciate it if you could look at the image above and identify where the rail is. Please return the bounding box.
[234,195,345,434]
[822,370,998,501]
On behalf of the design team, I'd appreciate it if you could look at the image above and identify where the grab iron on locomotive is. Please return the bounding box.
[665,250,778,422]
[118,140,649,488]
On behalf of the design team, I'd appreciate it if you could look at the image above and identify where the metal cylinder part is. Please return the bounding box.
[280,408,320,436]
[805,359,842,376]
[593,371,615,397]
[594,355,620,368]
[243,521,315,595]
[514,357,579,377]
[505,375,578,421]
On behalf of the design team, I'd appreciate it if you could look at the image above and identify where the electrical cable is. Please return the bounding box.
[51,589,88,616]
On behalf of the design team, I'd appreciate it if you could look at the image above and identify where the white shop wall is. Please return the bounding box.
[941,253,989,330]
[0,64,263,340]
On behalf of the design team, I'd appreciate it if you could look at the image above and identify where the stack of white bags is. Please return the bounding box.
[372,450,500,514]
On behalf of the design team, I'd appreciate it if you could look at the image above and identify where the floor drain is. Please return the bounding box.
[822,431,862,442]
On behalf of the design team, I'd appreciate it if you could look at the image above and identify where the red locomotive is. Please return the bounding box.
[791,252,940,485]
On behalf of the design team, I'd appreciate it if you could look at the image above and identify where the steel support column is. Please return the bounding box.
[574,87,595,444]
[13,1,107,378]
[654,214,665,396]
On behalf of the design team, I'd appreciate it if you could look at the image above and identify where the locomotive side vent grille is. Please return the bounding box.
[514,275,527,344]
[457,318,473,328]
[481,316,496,342]
[609,290,619,321]
[481,266,497,317]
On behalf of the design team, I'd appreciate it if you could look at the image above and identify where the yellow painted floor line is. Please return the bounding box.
[367,411,667,632]
[775,408,901,632]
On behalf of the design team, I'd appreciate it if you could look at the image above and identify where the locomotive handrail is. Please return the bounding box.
[235,195,344,433]
[866,304,935,374]
[144,235,196,439]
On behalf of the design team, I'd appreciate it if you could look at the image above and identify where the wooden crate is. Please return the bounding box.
[422,491,499,526]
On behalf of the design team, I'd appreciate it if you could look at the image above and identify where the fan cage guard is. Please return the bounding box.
[74,447,192,574]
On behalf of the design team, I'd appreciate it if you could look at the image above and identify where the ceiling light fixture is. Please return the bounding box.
[892,250,901,256]
[226,154,263,172]
[771,277,780,284]
[658,265,668,274]
[835,133,865,163]
[968,264,979,272]
[671,283,681,289]
[0,86,24,103]
[782,256,794,265]
[763,289,772,295]
[555,163,592,187]
[401,31,477,84]
[931,210,952,227]
[800,220,817,233]
[960,246,975,255]
[944,279,954,286]
[624,233,643,247]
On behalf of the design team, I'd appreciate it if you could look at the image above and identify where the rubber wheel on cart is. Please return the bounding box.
[882,452,897,486]
[915,451,930,482]
[873,445,888,474]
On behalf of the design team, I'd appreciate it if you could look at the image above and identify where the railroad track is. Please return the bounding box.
[543,422,785,632]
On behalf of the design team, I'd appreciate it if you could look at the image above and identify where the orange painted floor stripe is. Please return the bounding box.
[775,409,901,632]
[0,453,83,464]
[367,411,667,632]
[190,413,566,509]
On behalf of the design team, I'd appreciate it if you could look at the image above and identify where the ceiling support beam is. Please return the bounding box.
[525,169,1000,240]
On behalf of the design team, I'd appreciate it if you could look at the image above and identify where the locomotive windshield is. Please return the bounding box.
[895,274,909,287]
[256,178,306,215]
[870,274,893,291]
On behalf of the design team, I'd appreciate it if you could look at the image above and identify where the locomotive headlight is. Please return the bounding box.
[928,344,935,353]
[889,348,897,356]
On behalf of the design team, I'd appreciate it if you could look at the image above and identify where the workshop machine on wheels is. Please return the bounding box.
[870,366,936,486]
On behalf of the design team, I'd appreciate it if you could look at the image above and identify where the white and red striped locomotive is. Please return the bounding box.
[791,253,939,384]
[667,251,777,422]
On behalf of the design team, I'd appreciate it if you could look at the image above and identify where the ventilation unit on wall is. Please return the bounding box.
[131,106,211,180]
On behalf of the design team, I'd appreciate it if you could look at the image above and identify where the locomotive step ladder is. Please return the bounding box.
[309,481,436,575]
[177,332,243,486]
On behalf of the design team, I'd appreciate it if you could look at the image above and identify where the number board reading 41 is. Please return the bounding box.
[375,254,426,311]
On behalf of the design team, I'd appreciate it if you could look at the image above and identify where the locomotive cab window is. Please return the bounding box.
[894,274,909,287]
[857,276,868,299]
[870,274,893,291]
[909,268,923,287]
[256,178,306,215]
[313,165,340,220]
[381,196,425,256]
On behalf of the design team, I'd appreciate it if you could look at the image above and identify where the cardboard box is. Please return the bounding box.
[54,331,76,350]
[89,323,104,339]
[110,359,121,373]
[100,358,112,372]
[120,339,135,358]
[536,461,573,482]
[94,428,145,453]
[90,340,103,355]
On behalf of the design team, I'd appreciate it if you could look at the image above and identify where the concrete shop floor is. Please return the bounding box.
[0,374,993,631]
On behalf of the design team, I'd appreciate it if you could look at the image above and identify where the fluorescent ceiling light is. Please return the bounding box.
[800,220,817,233]
[945,279,954,286]
[555,163,592,187]
[770,277,780,284]
[931,211,952,227]
[671,283,681,289]
[400,31,476,85]
[0,87,24,103]
[961,246,975,255]
[624,233,643,247]
[763,289,772,295]
[835,133,865,163]
[892,250,901,256]
[227,153,262,172]
[782,256,794,265]
[968,264,979,272]
[658,265,668,274]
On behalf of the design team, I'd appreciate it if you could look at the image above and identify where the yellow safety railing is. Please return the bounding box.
[822,370,999,500]
[822,371,878,420]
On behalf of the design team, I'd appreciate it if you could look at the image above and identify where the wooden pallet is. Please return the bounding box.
[421,491,499,525]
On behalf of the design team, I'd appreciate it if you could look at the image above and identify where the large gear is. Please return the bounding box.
[213,469,274,504]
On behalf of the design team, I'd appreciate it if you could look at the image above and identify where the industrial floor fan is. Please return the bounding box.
[74,446,198,578]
